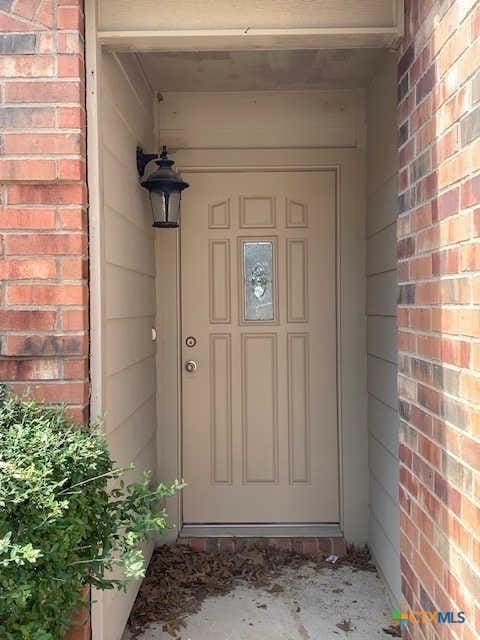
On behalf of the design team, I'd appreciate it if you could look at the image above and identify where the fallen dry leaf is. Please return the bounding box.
[268,583,285,594]
[383,624,402,637]
[336,619,354,632]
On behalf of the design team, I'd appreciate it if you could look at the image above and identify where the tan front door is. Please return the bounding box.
[181,170,338,524]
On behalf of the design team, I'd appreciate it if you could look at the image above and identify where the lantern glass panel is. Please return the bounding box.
[150,190,181,227]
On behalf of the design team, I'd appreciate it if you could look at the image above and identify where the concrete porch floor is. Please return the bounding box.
[123,564,393,640]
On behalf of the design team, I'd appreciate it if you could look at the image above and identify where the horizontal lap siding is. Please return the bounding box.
[100,51,156,640]
[366,53,401,605]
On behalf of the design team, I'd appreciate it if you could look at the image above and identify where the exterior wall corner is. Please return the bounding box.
[397,1,480,637]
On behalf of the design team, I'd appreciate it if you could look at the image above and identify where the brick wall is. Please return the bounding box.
[0,0,89,424]
[398,1,480,638]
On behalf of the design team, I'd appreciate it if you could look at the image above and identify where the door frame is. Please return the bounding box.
[179,164,340,535]
[155,147,367,544]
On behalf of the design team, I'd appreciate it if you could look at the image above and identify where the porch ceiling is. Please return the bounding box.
[131,49,384,92]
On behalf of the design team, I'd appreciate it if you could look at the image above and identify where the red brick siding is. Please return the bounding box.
[181,537,347,557]
[65,586,91,640]
[398,2,480,639]
[0,0,89,424]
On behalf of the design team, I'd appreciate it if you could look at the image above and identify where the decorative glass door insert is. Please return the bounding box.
[240,239,277,322]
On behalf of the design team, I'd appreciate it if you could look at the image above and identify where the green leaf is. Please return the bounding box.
[0,384,182,639]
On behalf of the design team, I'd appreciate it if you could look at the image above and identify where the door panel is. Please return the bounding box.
[181,171,338,524]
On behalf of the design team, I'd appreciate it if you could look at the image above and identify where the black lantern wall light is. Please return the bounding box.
[137,145,189,228]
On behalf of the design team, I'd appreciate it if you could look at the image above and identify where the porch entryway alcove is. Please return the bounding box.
[85,2,402,637]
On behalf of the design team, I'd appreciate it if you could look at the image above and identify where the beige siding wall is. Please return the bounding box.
[366,53,400,604]
[156,89,366,149]
[100,51,156,640]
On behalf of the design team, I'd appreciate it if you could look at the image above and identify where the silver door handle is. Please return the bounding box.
[185,360,197,373]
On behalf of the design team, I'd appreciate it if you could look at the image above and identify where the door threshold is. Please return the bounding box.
[180,524,342,538]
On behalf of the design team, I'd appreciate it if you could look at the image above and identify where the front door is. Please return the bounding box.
[181,170,339,524]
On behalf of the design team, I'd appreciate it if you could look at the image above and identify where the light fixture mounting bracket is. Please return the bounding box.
[136,146,158,177]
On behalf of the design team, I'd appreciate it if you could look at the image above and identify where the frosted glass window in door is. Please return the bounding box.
[243,241,275,321]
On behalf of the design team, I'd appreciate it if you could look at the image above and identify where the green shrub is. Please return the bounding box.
[0,386,183,640]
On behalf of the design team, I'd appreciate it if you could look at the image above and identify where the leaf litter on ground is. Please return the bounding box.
[127,542,376,638]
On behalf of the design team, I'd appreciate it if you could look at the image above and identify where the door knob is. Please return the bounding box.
[185,360,197,373]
